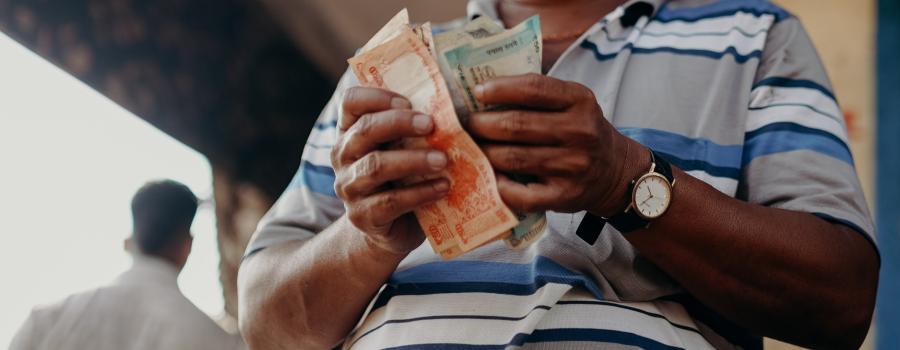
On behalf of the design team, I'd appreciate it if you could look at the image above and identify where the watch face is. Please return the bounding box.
[633,174,672,219]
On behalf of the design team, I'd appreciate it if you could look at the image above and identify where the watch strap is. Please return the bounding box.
[652,151,674,183]
[575,212,607,245]
[607,210,650,232]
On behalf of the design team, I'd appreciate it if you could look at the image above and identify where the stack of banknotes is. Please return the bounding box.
[348,9,547,259]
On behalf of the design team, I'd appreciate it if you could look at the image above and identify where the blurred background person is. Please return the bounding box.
[9,180,244,350]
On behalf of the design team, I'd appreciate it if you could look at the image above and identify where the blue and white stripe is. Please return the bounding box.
[654,0,790,23]
[745,76,853,166]
[582,0,786,63]
[346,258,711,349]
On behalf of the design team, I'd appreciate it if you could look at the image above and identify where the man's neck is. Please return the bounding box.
[132,251,183,274]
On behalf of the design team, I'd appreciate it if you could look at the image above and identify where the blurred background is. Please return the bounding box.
[0,0,896,349]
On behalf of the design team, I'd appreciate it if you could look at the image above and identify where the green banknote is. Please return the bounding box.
[435,17,505,118]
[441,15,542,115]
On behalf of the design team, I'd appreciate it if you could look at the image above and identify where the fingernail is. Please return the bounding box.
[433,180,450,192]
[474,85,484,99]
[427,151,447,170]
[391,97,411,109]
[413,114,433,134]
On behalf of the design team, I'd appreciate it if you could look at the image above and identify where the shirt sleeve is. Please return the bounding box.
[738,16,877,253]
[242,70,358,259]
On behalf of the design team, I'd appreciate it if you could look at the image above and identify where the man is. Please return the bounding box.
[11,180,244,350]
[238,0,879,349]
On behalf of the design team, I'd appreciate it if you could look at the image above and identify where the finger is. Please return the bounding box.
[338,150,448,198]
[467,109,562,144]
[341,87,411,131]
[360,178,451,228]
[475,73,587,109]
[482,145,590,176]
[341,110,434,161]
[496,174,562,213]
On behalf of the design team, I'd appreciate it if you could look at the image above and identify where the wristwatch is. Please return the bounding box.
[575,149,675,244]
[608,150,675,232]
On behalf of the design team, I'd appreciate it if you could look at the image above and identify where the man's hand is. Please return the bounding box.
[467,73,645,217]
[239,87,449,350]
[333,86,450,255]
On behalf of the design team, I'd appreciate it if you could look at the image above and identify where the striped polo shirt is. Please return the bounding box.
[244,0,877,348]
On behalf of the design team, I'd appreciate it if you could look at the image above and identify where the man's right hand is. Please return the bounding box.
[239,87,451,350]
[332,86,450,256]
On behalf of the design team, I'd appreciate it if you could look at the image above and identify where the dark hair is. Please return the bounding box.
[131,180,198,255]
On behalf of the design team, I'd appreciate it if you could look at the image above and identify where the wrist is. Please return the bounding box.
[591,138,650,217]
[362,238,412,271]
[341,216,414,261]
[364,233,417,262]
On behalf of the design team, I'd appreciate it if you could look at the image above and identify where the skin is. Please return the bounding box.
[239,91,446,350]
[237,1,879,349]
[124,228,194,271]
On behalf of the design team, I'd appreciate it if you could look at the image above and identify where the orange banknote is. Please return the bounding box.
[348,14,518,259]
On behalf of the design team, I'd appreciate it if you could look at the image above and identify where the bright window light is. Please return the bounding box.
[0,33,224,347]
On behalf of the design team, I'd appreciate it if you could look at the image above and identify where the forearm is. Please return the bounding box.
[626,166,878,348]
[238,215,407,349]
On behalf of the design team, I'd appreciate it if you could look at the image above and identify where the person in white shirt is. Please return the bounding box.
[10,180,245,350]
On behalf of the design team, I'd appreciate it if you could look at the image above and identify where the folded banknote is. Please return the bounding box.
[347,9,549,258]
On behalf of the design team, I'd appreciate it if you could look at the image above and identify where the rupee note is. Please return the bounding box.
[348,23,519,258]
[441,15,542,115]
[434,17,505,118]
[438,16,549,248]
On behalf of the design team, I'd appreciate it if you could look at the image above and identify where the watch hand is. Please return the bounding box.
[639,196,651,206]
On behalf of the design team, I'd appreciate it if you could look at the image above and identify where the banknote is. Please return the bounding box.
[505,212,549,249]
[348,21,519,258]
[436,16,548,249]
[434,16,504,48]
[434,17,505,119]
[412,22,436,59]
[441,15,542,114]
[354,12,465,257]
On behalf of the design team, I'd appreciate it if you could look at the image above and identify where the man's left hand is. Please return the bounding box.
[467,73,646,217]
